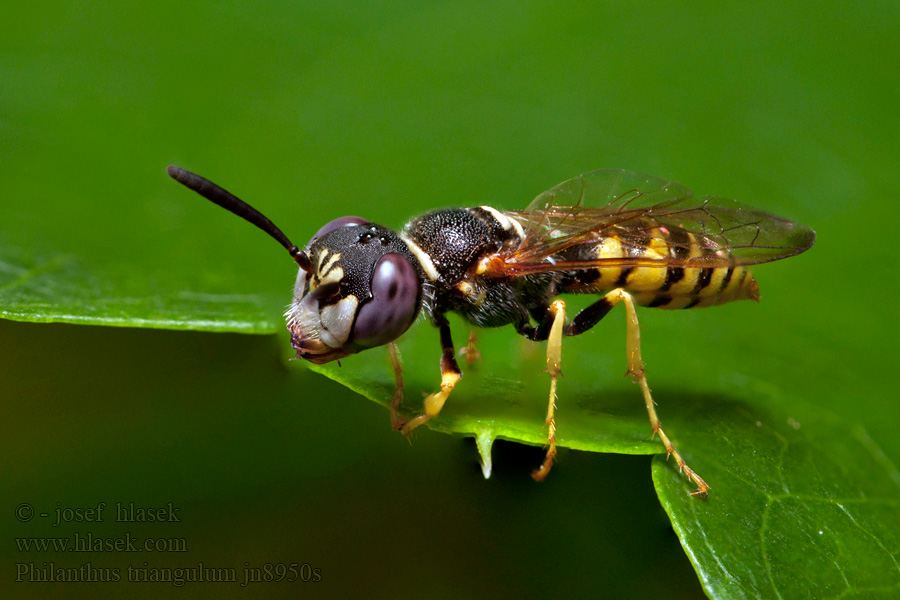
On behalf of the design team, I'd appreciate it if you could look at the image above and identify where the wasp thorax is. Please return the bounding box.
[286,219,423,364]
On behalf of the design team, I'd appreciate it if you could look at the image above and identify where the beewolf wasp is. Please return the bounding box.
[167,166,815,496]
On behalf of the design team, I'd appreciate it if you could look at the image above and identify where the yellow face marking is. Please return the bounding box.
[317,248,330,266]
[320,251,341,276]
[318,265,344,287]
[309,249,343,290]
[320,294,358,345]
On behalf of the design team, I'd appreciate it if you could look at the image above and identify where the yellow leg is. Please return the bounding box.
[400,369,460,435]
[399,320,461,437]
[612,289,709,496]
[532,299,566,482]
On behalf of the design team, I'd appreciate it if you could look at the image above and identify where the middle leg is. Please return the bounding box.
[530,299,567,482]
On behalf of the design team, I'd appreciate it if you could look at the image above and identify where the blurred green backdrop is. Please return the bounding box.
[2,1,899,598]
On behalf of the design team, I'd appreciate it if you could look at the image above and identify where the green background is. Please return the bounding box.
[2,1,899,598]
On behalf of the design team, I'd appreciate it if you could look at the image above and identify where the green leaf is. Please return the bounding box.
[313,321,900,599]
[2,0,899,598]
[0,318,705,599]
[0,246,280,333]
[653,389,900,599]
[308,310,663,459]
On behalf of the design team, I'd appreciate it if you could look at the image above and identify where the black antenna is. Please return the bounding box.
[166,165,311,272]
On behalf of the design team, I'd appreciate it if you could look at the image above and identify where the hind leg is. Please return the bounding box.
[568,289,709,496]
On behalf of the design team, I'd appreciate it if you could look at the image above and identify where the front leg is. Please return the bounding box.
[388,342,406,431]
[399,318,461,436]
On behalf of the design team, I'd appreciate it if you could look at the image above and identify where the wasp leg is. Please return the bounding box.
[399,320,460,436]
[570,289,709,496]
[459,329,482,364]
[526,299,566,482]
[387,342,407,431]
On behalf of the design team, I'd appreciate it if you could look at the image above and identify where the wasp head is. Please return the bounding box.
[164,167,423,365]
[287,217,423,364]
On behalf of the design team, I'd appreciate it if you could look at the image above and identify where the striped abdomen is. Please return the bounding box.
[559,227,759,309]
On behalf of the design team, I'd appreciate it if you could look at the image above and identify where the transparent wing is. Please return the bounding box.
[495,169,816,276]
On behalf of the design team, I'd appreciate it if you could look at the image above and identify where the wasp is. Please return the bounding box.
[167,166,815,496]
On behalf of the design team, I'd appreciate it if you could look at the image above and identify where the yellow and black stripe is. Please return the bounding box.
[561,226,759,309]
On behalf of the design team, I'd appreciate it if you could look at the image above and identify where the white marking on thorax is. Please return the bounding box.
[400,234,440,281]
[479,205,526,239]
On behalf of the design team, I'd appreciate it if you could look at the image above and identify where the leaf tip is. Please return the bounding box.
[475,427,496,480]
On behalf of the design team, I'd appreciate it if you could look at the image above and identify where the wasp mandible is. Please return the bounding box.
[167,166,815,496]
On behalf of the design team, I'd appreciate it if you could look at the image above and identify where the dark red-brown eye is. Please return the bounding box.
[310,216,369,244]
[352,253,420,348]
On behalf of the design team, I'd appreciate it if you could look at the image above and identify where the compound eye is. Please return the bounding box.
[310,216,369,244]
[352,253,420,348]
